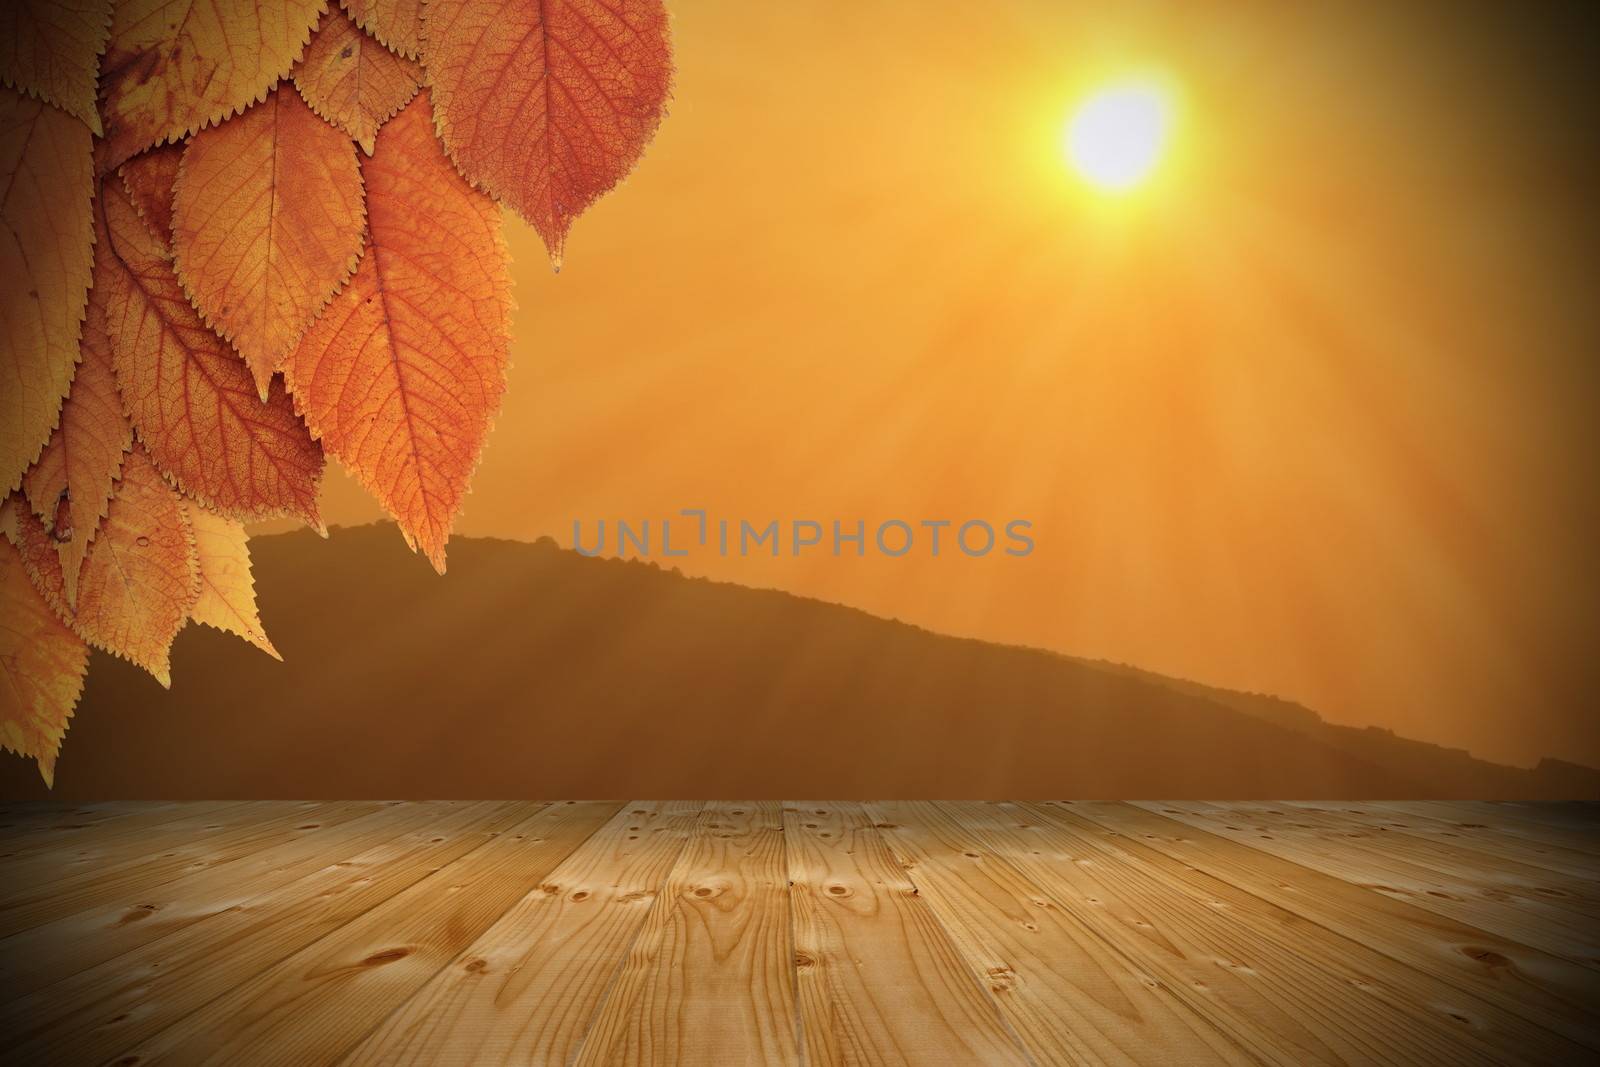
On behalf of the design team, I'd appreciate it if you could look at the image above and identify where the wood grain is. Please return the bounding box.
[1371,801,1600,877]
[111,801,621,1067]
[784,802,1030,1067]
[1017,801,1586,1065]
[1150,801,1600,965]
[1,802,542,1065]
[0,801,1594,1065]
[0,800,418,995]
[0,801,195,860]
[341,801,699,1066]
[1096,802,1600,1049]
[0,800,367,937]
[0,800,252,886]
[1251,802,1600,914]
[865,800,1250,1065]
[576,801,801,1067]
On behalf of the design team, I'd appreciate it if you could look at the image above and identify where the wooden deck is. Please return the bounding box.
[0,802,1596,1065]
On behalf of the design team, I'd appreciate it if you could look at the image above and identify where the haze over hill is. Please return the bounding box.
[1,523,1594,800]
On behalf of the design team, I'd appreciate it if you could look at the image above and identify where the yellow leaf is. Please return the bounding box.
[0,0,113,134]
[99,173,327,526]
[1,87,94,495]
[340,0,419,59]
[186,499,280,659]
[174,86,365,395]
[97,0,326,170]
[293,8,420,155]
[0,536,88,787]
[285,97,510,573]
[21,268,131,607]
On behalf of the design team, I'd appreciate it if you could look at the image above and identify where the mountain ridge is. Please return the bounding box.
[2,522,1593,799]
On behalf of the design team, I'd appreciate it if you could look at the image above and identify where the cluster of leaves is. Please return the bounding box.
[1,0,673,784]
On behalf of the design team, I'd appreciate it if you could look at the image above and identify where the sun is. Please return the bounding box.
[1064,80,1174,192]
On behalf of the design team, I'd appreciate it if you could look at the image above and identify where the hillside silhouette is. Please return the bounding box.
[2,523,1594,799]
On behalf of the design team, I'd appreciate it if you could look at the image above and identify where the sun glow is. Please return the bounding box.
[1065,81,1174,192]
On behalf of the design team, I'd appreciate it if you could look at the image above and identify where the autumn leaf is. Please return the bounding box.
[98,174,326,526]
[4,0,680,786]
[97,0,326,170]
[117,141,183,242]
[421,0,672,265]
[285,96,510,572]
[341,0,419,59]
[21,271,132,607]
[293,8,421,155]
[174,86,366,395]
[5,446,198,687]
[70,446,198,685]
[186,500,279,659]
[1,490,67,616]
[1,87,94,496]
[0,536,88,788]
[0,0,113,134]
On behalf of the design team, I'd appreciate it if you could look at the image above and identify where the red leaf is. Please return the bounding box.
[422,0,672,265]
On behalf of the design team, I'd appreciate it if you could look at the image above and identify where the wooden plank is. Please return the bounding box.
[782,801,1030,1067]
[864,800,1249,1066]
[1254,803,1600,915]
[1372,801,1600,861]
[1481,803,1600,836]
[0,800,364,904]
[1,801,546,1066]
[1079,803,1600,1049]
[575,801,800,1066]
[0,801,438,995]
[0,800,246,881]
[116,801,624,1066]
[0,802,189,860]
[0,800,368,937]
[340,801,701,1067]
[1151,801,1600,966]
[1001,800,1585,1066]
[1366,802,1600,882]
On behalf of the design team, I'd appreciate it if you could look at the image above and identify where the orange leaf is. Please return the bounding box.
[97,0,326,170]
[340,0,419,59]
[0,0,113,134]
[21,272,131,607]
[98,174,326,526]
[117,142,183,243]
[0,536,88,788]
[422,0,672,265]
[174,86,365,394]
[1,490,68,618]
[186,499,280,659]
[293,8,420,155]
[284,97,510,573]
[72,446,198,685]
[5,447,198,687]
[1,88,94,495]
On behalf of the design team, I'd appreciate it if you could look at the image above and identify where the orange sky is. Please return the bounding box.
[303,1,1600,768]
